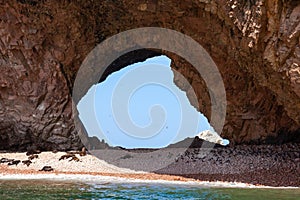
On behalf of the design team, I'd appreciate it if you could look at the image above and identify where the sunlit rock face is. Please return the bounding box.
[0,0,299,150]
[197,130,230,146]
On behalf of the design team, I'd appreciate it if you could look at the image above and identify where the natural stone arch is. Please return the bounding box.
[0,0,299,151]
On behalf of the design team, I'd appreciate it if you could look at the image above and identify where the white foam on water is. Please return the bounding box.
[0,173,298,189]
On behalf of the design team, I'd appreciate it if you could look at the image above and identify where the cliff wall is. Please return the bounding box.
[0,0,299,150]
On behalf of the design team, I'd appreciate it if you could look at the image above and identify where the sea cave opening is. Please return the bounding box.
[77,54,214,149]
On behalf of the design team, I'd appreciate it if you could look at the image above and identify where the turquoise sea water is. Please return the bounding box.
[0,180,299,200]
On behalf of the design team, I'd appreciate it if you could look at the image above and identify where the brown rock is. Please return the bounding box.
[0,0,299,151]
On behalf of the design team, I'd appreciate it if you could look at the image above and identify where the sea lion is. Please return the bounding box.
[66,147,87,157]
[59,153,80,162]
[59,153,74,161]
[7,160,20,166]
[70,155,80,162]
[26,149,41,156]
[39,166,54,172]
[22,160,32,166]
[52,149,58,153]
[79,147,87,156]
[0,158,14,164]
[28,154,39,160]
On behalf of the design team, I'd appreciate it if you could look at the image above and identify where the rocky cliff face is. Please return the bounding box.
[0,0,299,151]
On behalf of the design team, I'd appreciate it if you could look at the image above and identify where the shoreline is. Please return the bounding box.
[0,145,299,188]
[1,171,298,189]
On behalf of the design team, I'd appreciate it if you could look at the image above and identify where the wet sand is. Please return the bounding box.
[0,163,294,189]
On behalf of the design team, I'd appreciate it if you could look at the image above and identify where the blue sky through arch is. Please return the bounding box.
[77,55,211,148]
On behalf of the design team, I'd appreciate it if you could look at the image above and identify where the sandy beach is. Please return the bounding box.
[0,151,298,189]
[0,151,224,188]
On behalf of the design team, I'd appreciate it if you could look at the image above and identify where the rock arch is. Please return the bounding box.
[0,0,299,150]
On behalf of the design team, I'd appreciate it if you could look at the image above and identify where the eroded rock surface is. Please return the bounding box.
[0,0,299,150]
